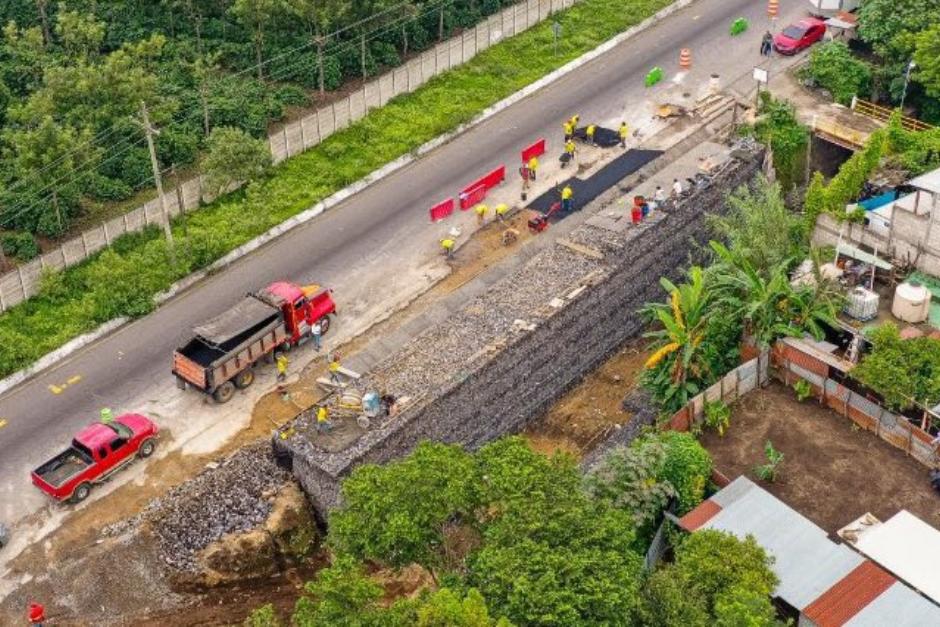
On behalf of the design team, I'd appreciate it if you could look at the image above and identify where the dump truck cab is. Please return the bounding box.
[257,281,336,344]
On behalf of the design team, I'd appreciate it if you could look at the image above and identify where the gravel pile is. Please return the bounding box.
[141,443,290,571]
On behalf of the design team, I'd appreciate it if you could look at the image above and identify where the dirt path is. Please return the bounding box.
[702,383,940,534]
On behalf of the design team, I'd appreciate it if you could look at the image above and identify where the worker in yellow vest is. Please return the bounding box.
[619,122,629,148]
[564,139,576,168]
[329,354,342,385]
[586,124,597,146]
[474,203,488,225]
[495,203,509,222]
[563,120,574,142]
[316,405,332,433]
[276,353,289,382]
[561,185,574,212]
[440,237,455,259]
[528,155,539,181]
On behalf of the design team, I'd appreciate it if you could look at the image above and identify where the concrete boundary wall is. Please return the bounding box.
[277,144,763,515]
[0,0,583,314]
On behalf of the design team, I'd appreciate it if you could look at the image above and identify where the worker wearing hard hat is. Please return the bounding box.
[619,122,629,148]
[495,203,509,222]
[440,238,455,259]
[586,124,597,146]
[316,405,332,433]
[474,203,488,225]
[563,119,574,142]
[528,155,539,181]
[561,185,574,212]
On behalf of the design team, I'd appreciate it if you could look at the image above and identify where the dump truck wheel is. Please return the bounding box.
[138,438,156,458]
[213,381,236,404]
[318,315,331,336]
[234,369,255,389]
[71,483,92,503]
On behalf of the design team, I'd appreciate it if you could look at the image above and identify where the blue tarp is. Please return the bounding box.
[858,191,897,211]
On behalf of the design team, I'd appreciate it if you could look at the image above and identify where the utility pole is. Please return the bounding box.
[139,101,176,265]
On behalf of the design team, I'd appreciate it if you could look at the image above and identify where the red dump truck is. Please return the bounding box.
[31,414,159,503]
[173,281,336,403]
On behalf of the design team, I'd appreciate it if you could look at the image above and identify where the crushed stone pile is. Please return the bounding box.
[140,443,291,572]
[364,245,601,400]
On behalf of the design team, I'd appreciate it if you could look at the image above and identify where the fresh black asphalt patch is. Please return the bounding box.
[528,148,663,222]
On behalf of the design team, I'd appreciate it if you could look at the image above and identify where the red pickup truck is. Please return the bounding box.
[31,414,159,503]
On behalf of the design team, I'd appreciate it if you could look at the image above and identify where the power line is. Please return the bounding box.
[2,0,470,224]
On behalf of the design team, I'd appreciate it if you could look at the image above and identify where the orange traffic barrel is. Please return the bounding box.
[767,0,779,17]
[679,48,692,70]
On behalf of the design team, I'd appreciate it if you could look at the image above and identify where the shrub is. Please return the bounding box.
[1,231,40,262]
[802,41,871,105]
[703,400,731,437]
[86,174,134,201]
[793,379,812,402]
[754,440,784,482]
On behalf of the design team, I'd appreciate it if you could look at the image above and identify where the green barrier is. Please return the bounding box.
[645,66,663,87]
[730,17,748,36]
[100,407,114,423]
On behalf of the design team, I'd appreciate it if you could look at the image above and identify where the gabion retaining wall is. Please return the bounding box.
[275,144,764,516]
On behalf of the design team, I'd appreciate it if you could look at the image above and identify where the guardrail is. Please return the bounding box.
[851,97,934,133]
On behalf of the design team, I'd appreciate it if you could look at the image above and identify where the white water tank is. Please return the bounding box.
[892,282,931,323]
[844,287,879,321]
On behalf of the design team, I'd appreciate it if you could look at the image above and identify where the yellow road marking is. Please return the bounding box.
[0,419,7,429]
[48,374,83,395]
[49,384,64,395]
[67,375,82,385]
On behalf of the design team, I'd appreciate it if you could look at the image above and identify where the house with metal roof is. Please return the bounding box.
[678,477,940,627]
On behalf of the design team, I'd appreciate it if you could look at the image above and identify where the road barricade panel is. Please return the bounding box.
[521,138,546,163]
[429,198,455,222]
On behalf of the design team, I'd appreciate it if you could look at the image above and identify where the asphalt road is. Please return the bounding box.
[0,0,806,518]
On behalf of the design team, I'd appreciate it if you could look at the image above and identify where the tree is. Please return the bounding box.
[348,0,395,79]
[54,6,106,61]
[650,430,712,514]
[752,95,809,189]
[327,441,480,571]
[708,175,804,277]
[200,126,272,199]
[34,0,52,45]
[913,24,940,99]
[713,585,782,627]
[413,588,512,627]
[851,323,940,410]
[675,531,778,611]
[641,566,710,627]
[469,505,644,626]
[641,267,725,415]
[230,0,286,80]
[803,41,872,105]
[286,0,350,95]
[293,556,386,626]
[585,438,676,529]
[858,0,940,62]
[1,117,96,236]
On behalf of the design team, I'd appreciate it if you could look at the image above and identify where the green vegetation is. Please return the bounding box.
[801,41,871,106]
[0,0,533,236]
[852,322,940,411]
[0,230,39,262]
[0,0,670,379]
[793,379,812,402]
[703,400,731,437]
[754,440,784,483]
[751,95,809,189]
[200,126,272,199]
[255,435,776,626]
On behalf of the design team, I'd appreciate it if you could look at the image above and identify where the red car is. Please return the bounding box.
[31,414,159,503]
[773,18,826,55]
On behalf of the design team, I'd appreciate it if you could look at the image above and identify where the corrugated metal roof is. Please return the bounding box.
[844,582,940,627]
[699,478,862,610]
[908,166,940,194]
[853,510,940,604]
[803,560,896,626]
[695,478,940,625]
[677,499,721,531]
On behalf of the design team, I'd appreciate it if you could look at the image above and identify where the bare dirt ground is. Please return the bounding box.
[523,342,649,460]
[701,382,940,534]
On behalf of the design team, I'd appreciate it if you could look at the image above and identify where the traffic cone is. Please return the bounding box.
[767,0,779,19]
[679,48,692,70]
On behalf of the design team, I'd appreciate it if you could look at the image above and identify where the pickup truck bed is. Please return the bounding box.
[34,449,92,488]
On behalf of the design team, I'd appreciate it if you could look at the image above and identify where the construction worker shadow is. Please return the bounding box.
[528,148,663,229]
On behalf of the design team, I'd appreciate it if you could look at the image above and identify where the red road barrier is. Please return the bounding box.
[428,198,455,222]
[521,138,546,163]
[458,184,487,210]
[459,165,506,209]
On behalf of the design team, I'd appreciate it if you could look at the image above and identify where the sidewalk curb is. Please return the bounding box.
[0,0,695,400]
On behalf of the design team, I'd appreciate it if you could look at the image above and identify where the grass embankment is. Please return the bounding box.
[0,0,670,378]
